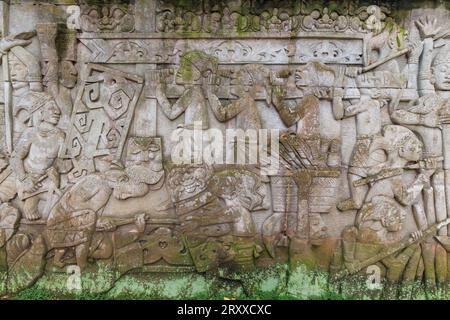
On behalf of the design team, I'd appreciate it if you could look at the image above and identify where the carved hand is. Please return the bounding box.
[420,111,441,128]
[345,103,366,115]
[0,37,32,54]
[415,17,441,39]
[271,85,286,107]
[21,176,39,193]
[419,168,436,182]
[202,72,217,95]
[97,218,117,232]
[46,167,60,189]
[134,213,147,233]
[407,39,423,63]
[148,70,164,93]
[410,230,423,242]
[344,67,362,78]
[333,87,344,98]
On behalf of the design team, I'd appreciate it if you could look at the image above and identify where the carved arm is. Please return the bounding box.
[206,88,244,122]
[271,86,308,127]
[394,171,432,206]
[155,84,190,120]
[10,129,33,182]
[391,108,440,128]
[418,38,435,96]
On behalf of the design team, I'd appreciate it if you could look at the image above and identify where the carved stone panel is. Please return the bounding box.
[1,0,450,300]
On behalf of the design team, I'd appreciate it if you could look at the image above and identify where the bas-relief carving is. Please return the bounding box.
[154,1,392,34]
[80,3,135,33]
[2,0,450,298]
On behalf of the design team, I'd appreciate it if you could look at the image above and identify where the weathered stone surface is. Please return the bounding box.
[2,0,450,300]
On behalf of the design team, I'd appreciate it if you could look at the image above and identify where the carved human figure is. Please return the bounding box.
[152,51,218,163]
[37,23,78,128]
[335,198,421,285]
[124,137,165,196]
[206,64,272,170]
[154,51,218,130]
[390,17,450,287]
[264,64,341,256]
[336,87,387,212]
[271,62,341,167]
[164,164,235,272]
[0,92,66,221]
[206,64,269,131]
[45,163,149,270]
[208,168,266,270]
[0,32,45,145]
[331,125,434,284]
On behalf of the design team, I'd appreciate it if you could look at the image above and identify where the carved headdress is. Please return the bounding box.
[9,46,43,92]
[13,91,56,126]
[179,51,218,78]
[433,45,450,66]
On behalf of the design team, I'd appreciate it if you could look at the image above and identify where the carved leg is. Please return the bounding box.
[53,249,66,268]
[412,202,437,288]
[23,195,41,221]
[435,244,447,287]
[337,173,367,211]
[75,243,90,271]
[0,173,17,203]
[432,171,447,286]
[433,171,447,234]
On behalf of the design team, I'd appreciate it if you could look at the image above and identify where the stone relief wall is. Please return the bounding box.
[1,0,450,299]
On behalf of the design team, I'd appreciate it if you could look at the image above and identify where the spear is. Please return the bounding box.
[0,2,33,154]
[334,218,450,279]
[0,1,11,154]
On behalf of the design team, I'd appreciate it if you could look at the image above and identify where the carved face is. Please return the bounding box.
[127,138,162,164]
[309,214,328,239]
[382,125,423,163]
[81,5,134,32]
[60,61,78,89]
[100,7,125,30]
[176,61,202,84]
[125,137,164,186]
[399,138,422,162]
[233,67,268,98]
[41,100,61,125]
[175,52,217,85]
[168,165,212,202]
[381,207,405,232]
[207,12,221,32]
[433,63,450,91]
[9,54,28,89]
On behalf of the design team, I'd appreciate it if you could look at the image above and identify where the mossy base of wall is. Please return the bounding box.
[2,263,450,300]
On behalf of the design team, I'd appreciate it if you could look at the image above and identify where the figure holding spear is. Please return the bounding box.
[390,17,450,288]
